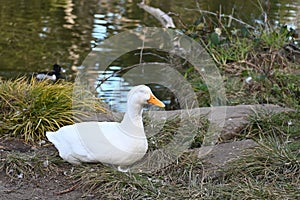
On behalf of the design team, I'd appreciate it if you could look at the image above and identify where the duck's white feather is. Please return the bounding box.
[36,74,56,81]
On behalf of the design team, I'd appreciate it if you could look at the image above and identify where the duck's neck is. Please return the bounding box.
[120,103,145,136]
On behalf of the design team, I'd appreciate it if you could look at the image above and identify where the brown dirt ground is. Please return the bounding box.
[0,138,96,200]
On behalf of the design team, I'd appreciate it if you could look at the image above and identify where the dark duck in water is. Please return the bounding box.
[36,64,64,81]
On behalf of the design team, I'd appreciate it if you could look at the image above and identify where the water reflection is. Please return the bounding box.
[92,14,107,43]
[63,0,77,29]
[96,70,130,112]
[1,0,300,111]
[95,67,178,112]
[2,0,299,77]
[0,0,145,79]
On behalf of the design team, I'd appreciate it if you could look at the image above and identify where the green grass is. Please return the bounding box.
[222,135,300,200]
[242,108,300,140]
[0,77,106,142]
[259,25,294,49]
[208,37,254,66]
[145,115,208,151]
[64,152,207,199]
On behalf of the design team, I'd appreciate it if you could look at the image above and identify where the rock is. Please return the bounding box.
[191,139,258,180]
[218,104,293,141]
[196,139,258,168]
[93,104,293,140]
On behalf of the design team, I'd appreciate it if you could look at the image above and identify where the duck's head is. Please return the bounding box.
[53,64,62,73]
[127,85,165,108]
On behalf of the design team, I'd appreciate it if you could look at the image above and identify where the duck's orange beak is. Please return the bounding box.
[147,93,165,108]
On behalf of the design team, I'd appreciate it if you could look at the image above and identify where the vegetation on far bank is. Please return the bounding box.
[183,15,300,108]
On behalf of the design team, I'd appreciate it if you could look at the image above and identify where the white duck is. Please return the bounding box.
[46,85,165,168]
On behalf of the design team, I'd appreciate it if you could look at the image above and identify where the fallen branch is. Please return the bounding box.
[138,2,176,28]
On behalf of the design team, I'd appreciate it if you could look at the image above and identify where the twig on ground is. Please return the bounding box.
[55,182,80,195]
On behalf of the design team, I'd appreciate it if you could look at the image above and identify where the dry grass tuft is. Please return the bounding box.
[0,77,106,142]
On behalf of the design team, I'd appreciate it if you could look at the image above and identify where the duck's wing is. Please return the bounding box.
[46,122,101,164]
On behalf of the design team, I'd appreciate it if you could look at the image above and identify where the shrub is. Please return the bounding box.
[0,77,105,142]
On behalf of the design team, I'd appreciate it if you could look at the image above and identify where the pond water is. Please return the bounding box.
[1,0,299,111]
